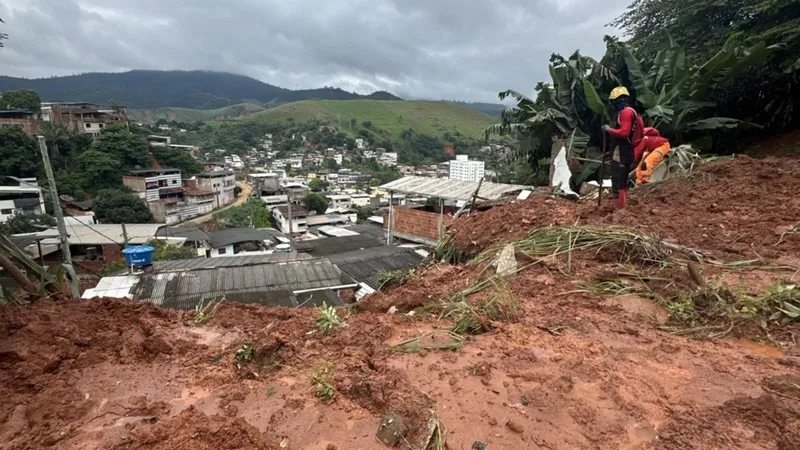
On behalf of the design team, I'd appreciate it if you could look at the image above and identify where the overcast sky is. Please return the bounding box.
[0,0,632,102]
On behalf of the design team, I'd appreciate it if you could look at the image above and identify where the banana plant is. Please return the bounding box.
[616,36,777,138]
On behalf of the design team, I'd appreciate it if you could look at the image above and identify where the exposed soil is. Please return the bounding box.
[2,149,800,449]
[450,155,800,262]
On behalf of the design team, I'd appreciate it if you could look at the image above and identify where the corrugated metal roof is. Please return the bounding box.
[35,224,162,246]
[380,176,532,202]
[329,246,425,289]
[83,259,352,310]
[206,227,285,248]
[151,252,313,272]
[294,235,384,256]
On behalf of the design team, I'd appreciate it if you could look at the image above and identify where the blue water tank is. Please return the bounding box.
[122,245,155,267]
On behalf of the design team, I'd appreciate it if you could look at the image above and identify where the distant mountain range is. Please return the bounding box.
[0,70,402,109]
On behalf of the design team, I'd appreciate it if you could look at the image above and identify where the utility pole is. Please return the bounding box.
[37,136,79,298]
[287,193,293,236]
[121,223,129,248]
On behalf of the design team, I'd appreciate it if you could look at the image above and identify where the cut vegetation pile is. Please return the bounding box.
[2,152,800,449]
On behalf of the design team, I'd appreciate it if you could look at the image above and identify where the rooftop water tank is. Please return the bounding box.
[122,245,155,267]
[274,243,292,253]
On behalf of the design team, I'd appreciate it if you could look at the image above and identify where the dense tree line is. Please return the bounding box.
[612,0,800,133]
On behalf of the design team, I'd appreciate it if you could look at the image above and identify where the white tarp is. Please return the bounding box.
[551,146,579,198]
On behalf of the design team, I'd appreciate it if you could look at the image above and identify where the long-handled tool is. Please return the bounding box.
[597,133,607,208]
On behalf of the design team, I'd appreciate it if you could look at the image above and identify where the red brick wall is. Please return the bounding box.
[102,245,124,263]
[0,118,39,135]
[385,207,447,242]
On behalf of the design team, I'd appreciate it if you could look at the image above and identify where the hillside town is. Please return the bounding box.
[1,1,799,449]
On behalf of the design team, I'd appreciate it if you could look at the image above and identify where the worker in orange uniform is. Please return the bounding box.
[635,127,671,184]
[602,86,644,209]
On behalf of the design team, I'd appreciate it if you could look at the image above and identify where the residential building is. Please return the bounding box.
[333,154,343,166]
[206,228,288,258]
[123,169,183,202]
[196,170,236,208]
[41,102,122,136]
[203,161,226,172]
[272,205,310,235]
[283,183,310,202]
[307,213,356,228]
[148,199,199,224]
[355,138,367,149]
[184,188,215,215]
[327,194,352,210]
[449,155,485,182]
[149,135,201,155]
[0,177,45,222]
[336,170,361,185]
[378,152,398,167]
[0,109,39,135]
[436,162,450,178]
[350,193,371,207]
[261,195,289,208]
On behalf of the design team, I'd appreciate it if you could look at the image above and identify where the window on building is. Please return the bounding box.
[218,247,227,255]
[85,123,90,128]
[1,208,13,215]
[99,123,104,128]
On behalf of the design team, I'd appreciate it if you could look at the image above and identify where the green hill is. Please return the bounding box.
[242,99,497,140]
[127,103,266,123]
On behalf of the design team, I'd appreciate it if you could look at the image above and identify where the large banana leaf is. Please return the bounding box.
[582,80,610,122]
[622,46,657,108]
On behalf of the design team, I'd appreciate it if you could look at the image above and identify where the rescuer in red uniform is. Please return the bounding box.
[602,86,644,209]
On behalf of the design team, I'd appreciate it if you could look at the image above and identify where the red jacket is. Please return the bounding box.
[634,127,670,162]
[608,107,645,155]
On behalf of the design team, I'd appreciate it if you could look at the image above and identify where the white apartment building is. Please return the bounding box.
[449,155,485,182]
[378,152,398,167]
[327,194,352,210]
[0,177,45,223]
[355,138,367,149]
[271,205,309,235]
[196,170,237,208]
[350,193,371,207]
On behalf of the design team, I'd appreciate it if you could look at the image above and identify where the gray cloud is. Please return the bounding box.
[0,0,631,102]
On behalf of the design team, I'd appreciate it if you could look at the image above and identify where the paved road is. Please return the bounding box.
[181,181,252,226]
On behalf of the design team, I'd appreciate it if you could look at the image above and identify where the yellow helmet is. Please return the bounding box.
[609,86,630,100]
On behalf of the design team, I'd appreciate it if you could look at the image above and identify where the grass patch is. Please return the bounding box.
[444,280,519,335]
[658,280,800,339]
[266,385,277,398]
[234,344,254,367]
[310,362,335,402]
[378,268,415,290]
[475,225,671,273]
[391,330,466,353]
[189,296,224,326]
[314,302,345,335]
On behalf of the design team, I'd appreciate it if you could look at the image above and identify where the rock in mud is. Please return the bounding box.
[376,412,407,447]
[496,244,517,277]
[472,441,487,450]
[506,419,524,433]
[141,336,173,355]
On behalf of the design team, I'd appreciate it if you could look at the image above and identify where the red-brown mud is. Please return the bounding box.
[2,150,800,449]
